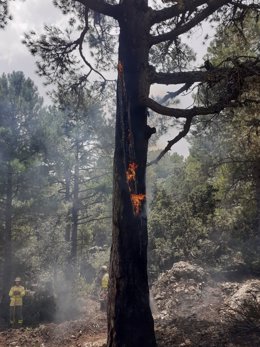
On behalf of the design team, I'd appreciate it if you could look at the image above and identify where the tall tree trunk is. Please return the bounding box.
[65,167,71,243]
[71,141,80,263]
[107,2,157,346]
[3,164,13,300]
[64,166,73,281]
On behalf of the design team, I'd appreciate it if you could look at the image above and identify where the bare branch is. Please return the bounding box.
[150,0,229,46]
[151,69,224,85]
[75,0,120,18]
[148,117,193,166]
[146,97,227,118]
[150,58,260,85]
[77,7,109,81]
[78,215,111,224]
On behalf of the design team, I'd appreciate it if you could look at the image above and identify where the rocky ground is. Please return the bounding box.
[152,262,260,347]
[0,262,259,347]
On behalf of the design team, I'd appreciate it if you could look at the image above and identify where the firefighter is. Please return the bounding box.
[9,277,26,326]
[99,266,109,311]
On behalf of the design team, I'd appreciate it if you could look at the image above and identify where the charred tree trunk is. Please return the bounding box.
[107,2,157,346]
[2,164,13,300]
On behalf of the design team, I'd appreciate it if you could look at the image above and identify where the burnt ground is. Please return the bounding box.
[153,262,260,347]
[0,262,259,347]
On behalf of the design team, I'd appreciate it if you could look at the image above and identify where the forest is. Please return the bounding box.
[0,1,259,347]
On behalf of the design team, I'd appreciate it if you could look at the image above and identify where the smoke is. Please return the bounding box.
[21,265,97,326]
[52,270,85,322]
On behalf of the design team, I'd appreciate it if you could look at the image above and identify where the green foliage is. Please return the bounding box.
[148,14,260,279]
[148,154,213,278]
[0,72,114,324]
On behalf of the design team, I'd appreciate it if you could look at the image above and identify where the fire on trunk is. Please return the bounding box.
[130,193,145,215]
[126,162,145,215]
[126,162,138,183]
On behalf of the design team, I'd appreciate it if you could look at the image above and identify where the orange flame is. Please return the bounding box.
[126,162,145,215]
[126,162,138,183]
[130,194,146,215]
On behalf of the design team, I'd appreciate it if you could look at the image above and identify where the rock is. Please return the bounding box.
[181,339,192,346]
[225,279,260,309]
[152,261,213,321]
[154,294,163,300]
[170,261,208,281]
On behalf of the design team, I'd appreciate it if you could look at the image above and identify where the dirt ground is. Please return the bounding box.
[0,262,259,347]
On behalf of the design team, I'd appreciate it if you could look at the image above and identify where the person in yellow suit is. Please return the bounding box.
[99,266,109,311]
[9,277,26,326]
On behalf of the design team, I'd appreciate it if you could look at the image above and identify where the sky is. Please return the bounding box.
[0,0,64,96]
[0,1,214,157]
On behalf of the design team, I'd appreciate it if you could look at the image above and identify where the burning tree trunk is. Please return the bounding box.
[107,5,156,347]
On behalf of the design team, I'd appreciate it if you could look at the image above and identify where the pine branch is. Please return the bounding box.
[150,0,209,25]
[150,0,229,45]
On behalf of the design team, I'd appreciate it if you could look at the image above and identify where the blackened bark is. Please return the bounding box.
[2,164,13,299]
[107,1,157,346]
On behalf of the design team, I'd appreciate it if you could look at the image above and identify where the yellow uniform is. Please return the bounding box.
[9,284,26,325]
[101,273,109,289]
[100,272,109,311]
[9,285,26,306]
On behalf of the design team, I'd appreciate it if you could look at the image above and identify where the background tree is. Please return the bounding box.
[0,71,44,302]
[0,70,115,323]
[148,11,260,279]
[192,12,260,270]
[147,152,217,278]
[24,1,260,346]
[53,88,114,275]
